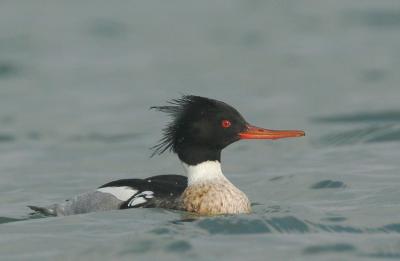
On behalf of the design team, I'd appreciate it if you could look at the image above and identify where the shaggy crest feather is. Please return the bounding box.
[150,95,216,156]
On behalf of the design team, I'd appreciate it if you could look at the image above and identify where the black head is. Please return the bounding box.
[151,95,247,165]
[151,95,305,165]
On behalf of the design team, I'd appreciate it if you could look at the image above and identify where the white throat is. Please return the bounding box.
[182,160,227,185]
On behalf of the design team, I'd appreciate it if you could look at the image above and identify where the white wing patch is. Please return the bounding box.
[128,191,154,207]
[97,186,138,201]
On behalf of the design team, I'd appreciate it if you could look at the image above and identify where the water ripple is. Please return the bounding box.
[89,18,128,38]
[0,134,16,143]
[314,111,400,123]
[305,220,363,233]
[71,132,141,143]
[310,180,346,189]
[319,125,400,145]
[165,240,192,253]
[365,251,400,259]
[380,223,400,233]
[346,9,400,28]
[320,216,347,222]
[0,62,20,78]
[303,243,356,255]
[194,216,400,235]
[266,216,309,233]
[0,217,22,224]
[196,218,271,234]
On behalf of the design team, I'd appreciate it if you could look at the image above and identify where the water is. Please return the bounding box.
[1,0,400,260]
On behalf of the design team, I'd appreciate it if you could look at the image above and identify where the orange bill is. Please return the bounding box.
[239,125,305,140]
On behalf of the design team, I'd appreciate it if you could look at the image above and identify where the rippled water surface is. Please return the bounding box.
[1,1,400,260]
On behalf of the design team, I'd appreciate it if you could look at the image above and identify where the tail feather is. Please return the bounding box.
[28,205,56,216]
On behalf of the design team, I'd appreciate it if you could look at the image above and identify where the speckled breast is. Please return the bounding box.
[181,181,251,215]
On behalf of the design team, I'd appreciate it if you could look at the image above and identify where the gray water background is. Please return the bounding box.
[1,0,400,260]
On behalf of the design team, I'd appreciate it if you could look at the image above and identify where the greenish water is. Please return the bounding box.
[1,1,400,260]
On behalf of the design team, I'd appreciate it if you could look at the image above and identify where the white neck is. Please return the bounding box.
[181,160,227,185]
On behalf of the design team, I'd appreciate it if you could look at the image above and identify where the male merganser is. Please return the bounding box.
[29,95,304,216]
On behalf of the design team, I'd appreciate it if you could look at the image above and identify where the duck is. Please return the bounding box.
[29,95,304,216]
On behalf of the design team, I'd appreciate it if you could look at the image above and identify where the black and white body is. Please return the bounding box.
[29,95,304,216]
[29,175,187,216]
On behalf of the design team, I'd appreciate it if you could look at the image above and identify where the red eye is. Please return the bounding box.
[221,119,231,128]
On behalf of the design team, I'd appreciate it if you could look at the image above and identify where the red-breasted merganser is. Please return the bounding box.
[29,95,304,216]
